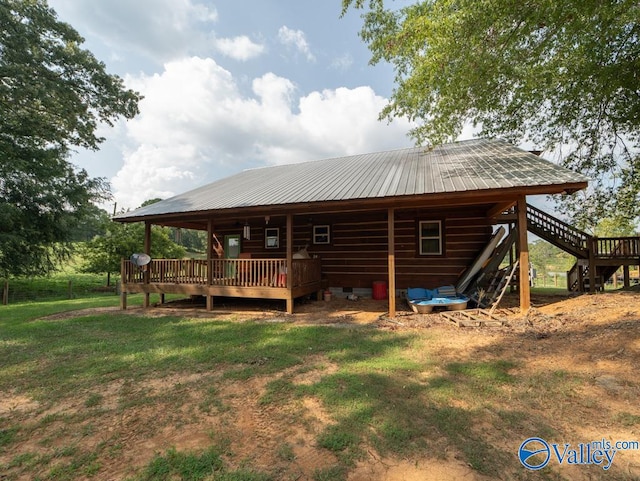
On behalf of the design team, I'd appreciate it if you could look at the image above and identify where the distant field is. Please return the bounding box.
[2,273,117,304]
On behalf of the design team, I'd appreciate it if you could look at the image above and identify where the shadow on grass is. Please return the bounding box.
[0,313,413,403]
[5,301,635,480]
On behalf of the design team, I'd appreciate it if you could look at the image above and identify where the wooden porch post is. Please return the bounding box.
[286,214,294,314]
[588,237,596,293]
[516,197,530,312]
[143,221,151,308]
[120,257,127,310]
[388,208,396,318]
[206,219,214,311]
[623,265,630,288]
[578,262,585,292]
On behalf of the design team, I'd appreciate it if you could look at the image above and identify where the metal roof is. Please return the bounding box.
[114,138,588,221]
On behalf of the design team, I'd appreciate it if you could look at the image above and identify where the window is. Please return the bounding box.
[313,225,330,244]
[265,227,279,248]
[419,220,442,255]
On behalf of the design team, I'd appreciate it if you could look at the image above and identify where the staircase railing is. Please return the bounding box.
[567,237,640,291]
[519,205,640,292]
[526,204,590,257]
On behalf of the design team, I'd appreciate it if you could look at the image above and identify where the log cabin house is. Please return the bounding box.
[113,138,591,315]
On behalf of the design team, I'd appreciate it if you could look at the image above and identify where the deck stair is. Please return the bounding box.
[525,204,589,258]
[522,204,639,292]
[493,204,639,292]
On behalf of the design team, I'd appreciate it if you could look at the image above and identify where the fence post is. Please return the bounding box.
[2,280,7,305]
[68,280,73,299]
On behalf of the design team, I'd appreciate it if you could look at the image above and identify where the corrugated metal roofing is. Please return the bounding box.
[114,138,588,220]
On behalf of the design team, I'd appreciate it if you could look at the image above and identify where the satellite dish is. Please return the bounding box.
[130,253,151,267]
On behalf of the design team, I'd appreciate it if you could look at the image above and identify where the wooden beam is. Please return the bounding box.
[486,201,516,219]
[286,214,294,314]
[623,265,630,288]
[120,258,127,310]
[516,197,530,312]
[144,221,151,254]
[143,221,151,308]
[388,207,396,318]
[206,218,214,311]
[588,237,596,293]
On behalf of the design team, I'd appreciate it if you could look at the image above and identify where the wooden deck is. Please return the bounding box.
[567,236,640,291]
[499,204,640,293]
[120,258,323,313]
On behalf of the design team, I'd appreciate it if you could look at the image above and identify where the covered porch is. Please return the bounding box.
[120,213,324,314]
[121,257,322,313]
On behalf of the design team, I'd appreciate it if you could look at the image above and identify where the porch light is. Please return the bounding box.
[243,222,251,240]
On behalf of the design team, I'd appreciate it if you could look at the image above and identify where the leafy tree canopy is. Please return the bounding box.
[529,239,573,276]
[593,216,638,237]
[343,0,640,227]
[0,0,141,277]
[82,218,186,285]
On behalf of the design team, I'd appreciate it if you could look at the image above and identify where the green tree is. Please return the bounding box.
[0,0,141,278]
[137,199,207,252]
[593,216,638,237]
[172,228,207,253]
[69,205,112,242]
[529,239,573,278]
[343,0,640,228]
[82,221,186,286]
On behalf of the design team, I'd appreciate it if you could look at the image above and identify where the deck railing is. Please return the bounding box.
[594,237,640,259]
[526,204,590,255]
[122,258,322,289]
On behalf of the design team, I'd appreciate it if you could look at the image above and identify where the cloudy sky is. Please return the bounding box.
[47,0,427,211]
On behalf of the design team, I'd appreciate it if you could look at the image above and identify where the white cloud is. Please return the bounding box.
[112,57,412,209]
[49,0,218,62]
[277,26,316,62]
[214,36,265,61]
[330,53,354,71]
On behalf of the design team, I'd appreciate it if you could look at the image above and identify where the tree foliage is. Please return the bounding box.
[343,0,640,227]
[172,228,207,253]
[0,0,141,277]
[593,216,638,237]
[528,239,573,276]
[81,220,186,285]
[137,197,207,252]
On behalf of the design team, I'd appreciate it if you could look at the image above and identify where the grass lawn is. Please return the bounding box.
[1,295,639,480]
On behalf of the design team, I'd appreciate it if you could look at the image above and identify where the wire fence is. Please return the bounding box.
[532,273,568,289]
[531,270,639,291]
[2,275,119,305]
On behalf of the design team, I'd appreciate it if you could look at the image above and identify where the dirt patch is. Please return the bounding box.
[9,290,640,480]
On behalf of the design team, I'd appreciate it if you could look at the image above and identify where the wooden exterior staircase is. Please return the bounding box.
[462,203,638,309]
[524,204,639,292]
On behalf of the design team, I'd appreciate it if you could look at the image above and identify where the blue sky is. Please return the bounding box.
[47,0,422,210]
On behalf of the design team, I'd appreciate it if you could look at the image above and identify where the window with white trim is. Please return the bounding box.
[265,227,279,248]
[313,225,330,244]
[419,220,442,255]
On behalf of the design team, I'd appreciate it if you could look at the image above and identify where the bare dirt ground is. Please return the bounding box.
[3,289,640,480]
